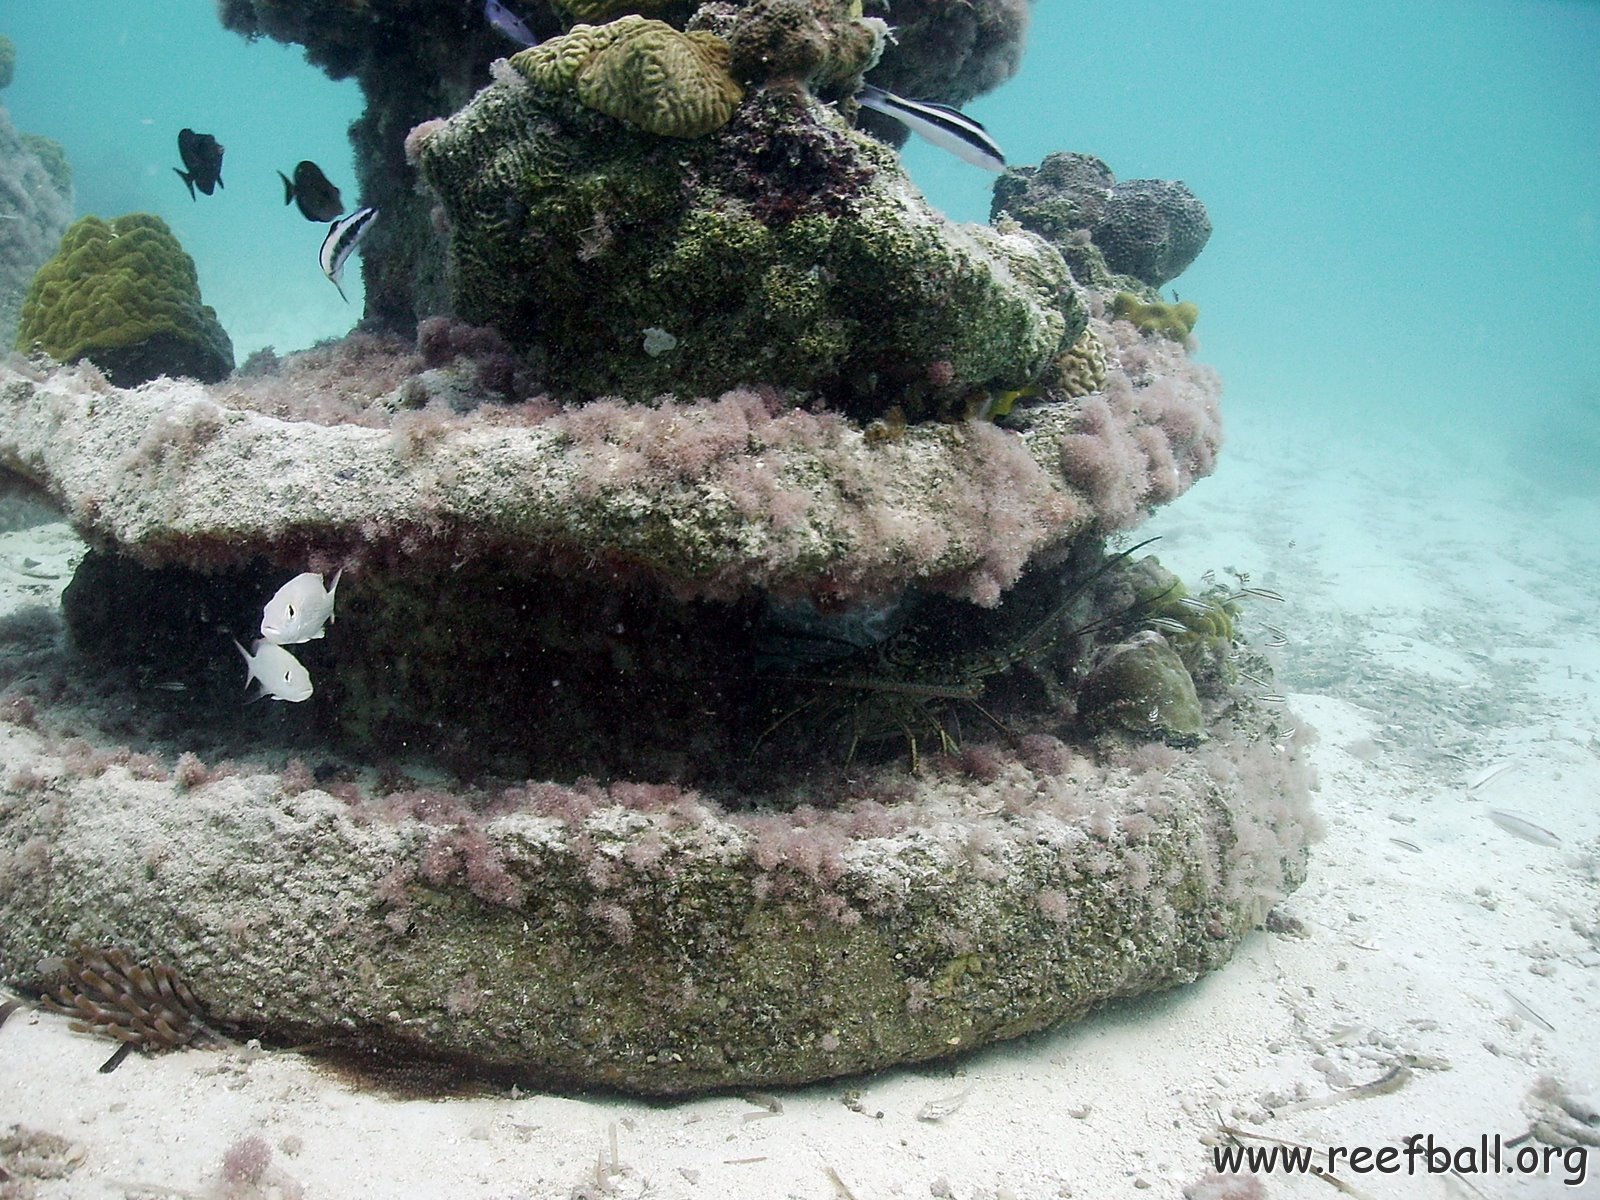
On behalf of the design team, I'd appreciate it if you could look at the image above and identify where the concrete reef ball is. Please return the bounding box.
[0,324,1276,1095]
[0,691,1314,1094]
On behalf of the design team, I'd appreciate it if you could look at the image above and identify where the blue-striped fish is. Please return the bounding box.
[857,84,1005,172]
[320,206,379,303]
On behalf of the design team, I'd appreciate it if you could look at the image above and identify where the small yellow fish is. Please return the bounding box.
[261,567,342,645]
[233,638,313,703]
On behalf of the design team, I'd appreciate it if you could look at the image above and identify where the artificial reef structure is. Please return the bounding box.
[0,0,1315,1095]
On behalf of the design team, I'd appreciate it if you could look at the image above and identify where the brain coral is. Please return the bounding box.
[1054,327,1108,397]
[511,16,744,139]
[16,213,234,387]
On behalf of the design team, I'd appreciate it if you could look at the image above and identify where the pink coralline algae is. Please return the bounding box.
[1057,319,1223,530]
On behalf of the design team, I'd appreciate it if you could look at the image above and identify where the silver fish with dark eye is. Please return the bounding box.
[233,638,313,703]
[261,567,343,645]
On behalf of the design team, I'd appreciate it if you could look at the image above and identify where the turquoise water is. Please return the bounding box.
[4,0,365,354]
[944,0,1600,444]
[9,0,1598,456]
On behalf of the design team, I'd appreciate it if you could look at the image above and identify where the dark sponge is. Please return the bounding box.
[1092,178,1211,289]
[990,151,1114,243]
[993,152,1212,289]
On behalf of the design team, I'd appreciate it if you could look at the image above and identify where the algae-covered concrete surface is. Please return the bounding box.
[0,357,1092,605]
[415,76,1078,407]
[0,691,1313,1094]
[0,336,1280,1094]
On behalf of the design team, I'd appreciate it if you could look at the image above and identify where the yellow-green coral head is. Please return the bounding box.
[511,16,744,139]
[16,212,233,386]
[1111,291,1198,341]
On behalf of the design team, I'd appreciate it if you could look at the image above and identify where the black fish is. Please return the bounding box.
[174,128,225,199]
[278,160,344,223]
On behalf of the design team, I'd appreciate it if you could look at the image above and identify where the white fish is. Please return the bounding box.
[856,84,1006,172]
[1466,760,1518,791]
[320,206,379,302]
[485,0,538,46]
[261,567,343,645]
[233,639,313,703]
[1487,809,1561,848]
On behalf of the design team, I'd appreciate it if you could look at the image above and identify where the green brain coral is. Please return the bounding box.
[1112,291,1198,341]
[510,16,744,138]
[16,213,234,387]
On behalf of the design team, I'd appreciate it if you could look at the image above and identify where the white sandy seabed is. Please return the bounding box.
[1,407,1597,1200]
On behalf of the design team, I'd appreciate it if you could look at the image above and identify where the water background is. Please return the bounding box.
[5,0,1599,479]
